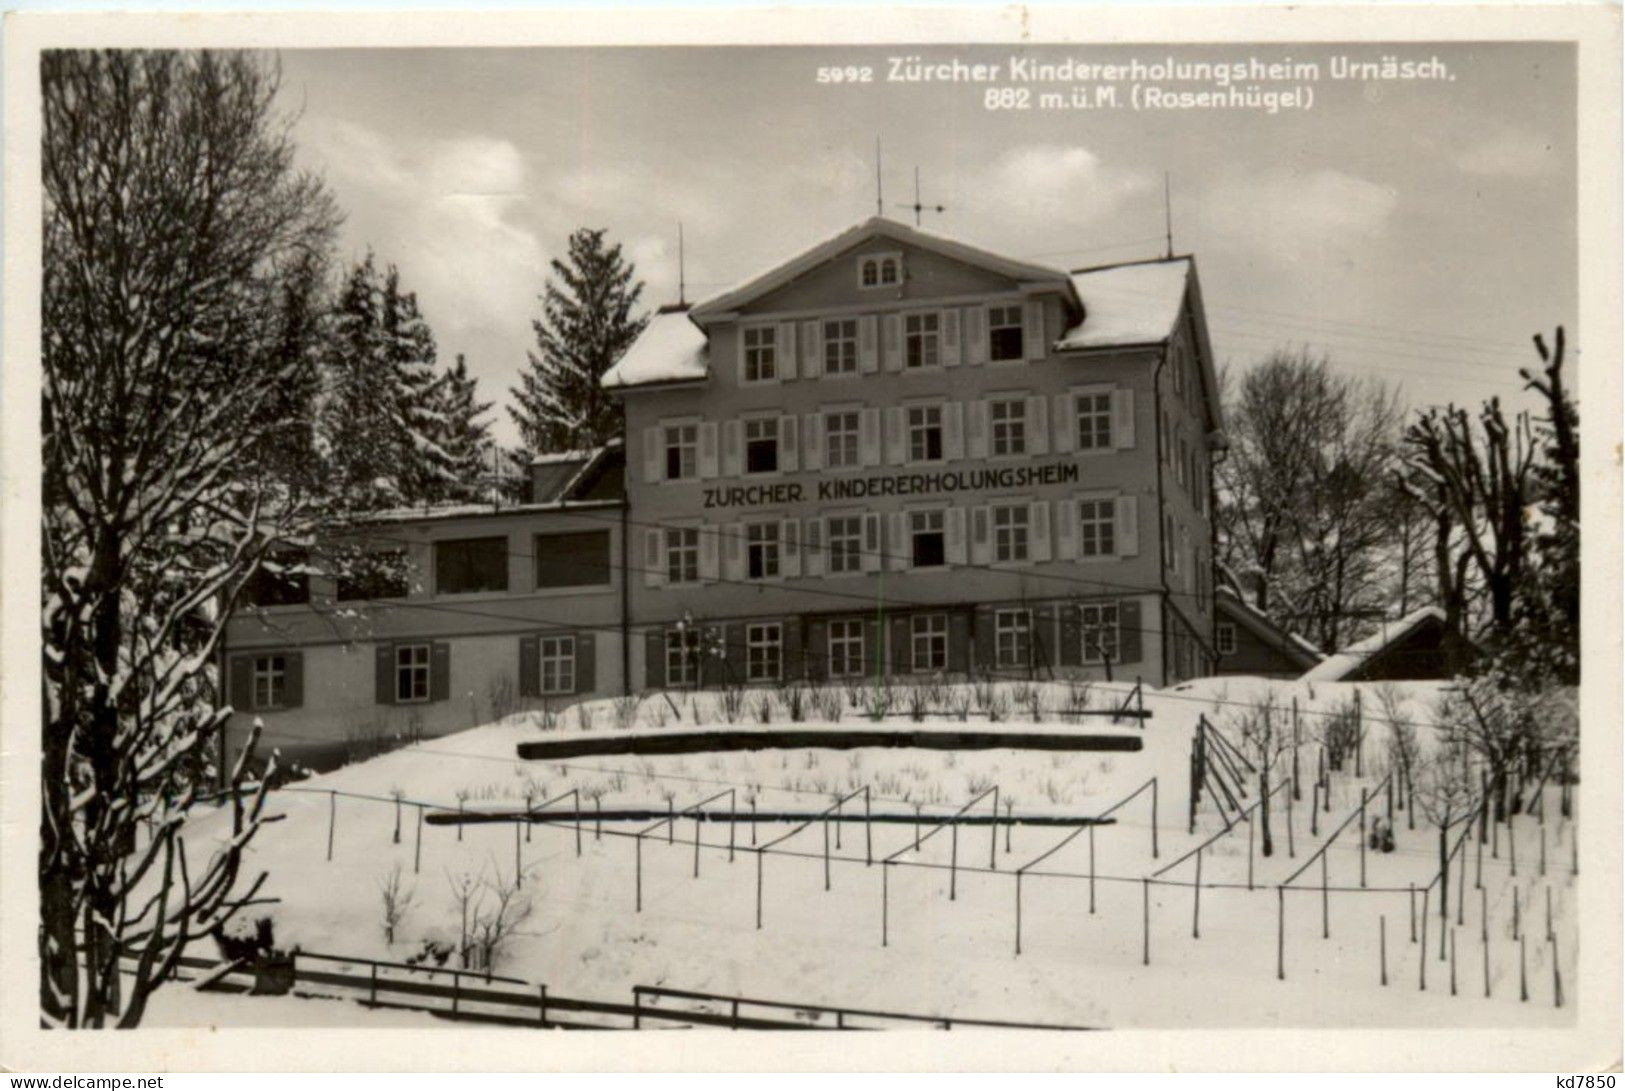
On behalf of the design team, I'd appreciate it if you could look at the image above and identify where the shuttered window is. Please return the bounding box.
[827,515,864,574]
[988,305,1024,362]
[395,643,431,704]
[1076,392,1114,451]
[539,635,576,694]
[823,319,859,374]
[911,614,948,672]
[1078,499,1117,558]
[992,504,1030,563]
[828,619,865,677]
[825,411,861,469]
[1080,603,1121,663]
[665,528,700,585]
[904,313,940,369]
[746,623,783,682]
[742,326,777,382]
[252,654,288,709]
[995,608,1032,668]
[666,628,702,687]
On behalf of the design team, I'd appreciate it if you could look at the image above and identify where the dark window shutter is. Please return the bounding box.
[574,632,596,695]
[782,619,804,681]
[229,655,253,711]
[375,644,395,706]
[973,607,995,673]
[518,635,540,697]
[890,616,910,675]
[1034,606,1056,671]
[807,620,829,682]
[430,642,451,703]
[644,628,666,689]
[1059,605,1082,667]
[1119,599,1143,665]
[722,623,747,686]
[948,612,970,674]
[864,618,882,681]
[283,652,304,710]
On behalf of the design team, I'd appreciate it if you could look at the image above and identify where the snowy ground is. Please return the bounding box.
[167,676,1578,1029]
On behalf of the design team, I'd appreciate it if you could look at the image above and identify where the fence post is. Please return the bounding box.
[1276,886,1285,980]
[914,803,922,851]
[1246,813,1255,891]
[1359,788,1368,888]
[1287,780,1295,859]
[1457,832,1467,926]
[1354,689,1363,778]
[835,796,843,851]
[1449,928,1457,996]
[327,790,336,862]
[1552,933,1563,1008]
[864,786,873,867]
[1151,777,1159,859]
[451,972,460,1014]
[1320,852,1329,939]
[1292,698,1301,801]
[1420,888,1429,990]
[596,796,603,841]
[949,822,959,901]
[1476,821,1484,889]
[755,849,764,930]
[515,819,522,884]
[538,984,548,1026]
[1014,871,1023,956]
[369,962,378,1005]
[1193,848,1203,938]
[1483,933,1491,997]
[1380,916,1387,986]
[633,988,642,1029]
[1519,932,1528,1002]
[574,789,582,856]
[729,789,737,864]
[1482,887,1489,943]
[823,817,831,892]
[414,804,423,874]
[881,861,889,947]
[989,787,999,869]
[1546,885,1554,942]
[694,813,702,879]
[751,796,758,845]
[1540,824,1547,876]
[1311,780,1320,837]
[635,834,643,913]
[1409,883,1416,943]
[1142,879,1150,965]
[1513,887,1520,941]
[1088,824,1096,914]
[1509,813,1517,877]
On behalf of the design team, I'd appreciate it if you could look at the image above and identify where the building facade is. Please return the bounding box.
[609,218,1222,693]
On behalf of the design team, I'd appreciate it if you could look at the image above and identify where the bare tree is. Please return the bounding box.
[1412,745,1479,926]
[1234,700,1292,857]
[378,863,415,946]
[40,50,339,1027]
[469,869,535,975]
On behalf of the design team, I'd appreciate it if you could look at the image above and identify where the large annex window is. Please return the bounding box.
[828,619,865,677]
[435,536,508,594]
[666,629,701,687]
[742,326,777,383]
[534,530,611,589]
[823,319,859,375]
[1080,602,1121,664]
[746,623,783,682]
[336,550,410,601]
[988,305,1024,362]
[904,313,940,369]
[825,411,861,469]
[539,635,576,694]
[395,643,431,704]
[909,510,946,569]
[911,614,948,672]
[744,418,779,475]
[827,515,864,574]
[858,252,902,289]
[244,550,310,607]
[664,527,700,585]
[995,608,1032,669]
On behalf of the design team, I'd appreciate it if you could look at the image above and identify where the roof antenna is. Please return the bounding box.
[677,221,686,307]
[1164,172,1174,258]
[897,165,946,227]
[875,137,883,218]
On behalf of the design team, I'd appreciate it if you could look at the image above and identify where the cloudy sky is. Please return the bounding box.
[277,42,1575,448]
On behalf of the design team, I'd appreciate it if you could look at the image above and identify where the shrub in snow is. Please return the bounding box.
[782,684,808,723]
[810,686,843,723]
[486,671,521,725]
[754,694,775,725]
[377,863,415,946]
[612,694,641,730]
[572,704,596,732]
[719,684,746,724]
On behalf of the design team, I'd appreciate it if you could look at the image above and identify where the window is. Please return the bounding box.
[828,619,865,677]
[245,551,310,607]
[743,326,776,383]
[1075,392,1113,451]
[1216,623,1237,657]
[664,423,698,481]
[910,510,946,569]
[666,628,701,687]
[904,313,940,369]
[989,398,1027,457]
[995,609,1032,668]
[823,319,858,375]
[911,614,948,672]
[435,536,507,594]
[993,504,1030,563]
[746,522,781,580]
[861,260,878,287]
[880,257,899,284]
[827,515,864,574]
[1176,436,1189,488]
[539,635,576,694]
[665,527,700,585]
[989,305,1024,362]
[252,654,287,710]
[907,405,943,463]
[825,411,861,469]
[1080,602,1120,663]
[395,643,431,704]
[746,623,783,682]
[744,417,779,475]
[1078,499,1116,558]
[859,253,901,289]
[534,530,612,589]
[336,550,409,601]
[1165,515,1179,575]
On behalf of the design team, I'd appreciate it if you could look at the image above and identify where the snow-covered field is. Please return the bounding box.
[170,676,1578,1029]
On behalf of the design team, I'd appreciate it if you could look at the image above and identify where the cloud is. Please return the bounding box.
[963,144,1154,253]
[1197,167,1398,262]
[1455,127,1559,178]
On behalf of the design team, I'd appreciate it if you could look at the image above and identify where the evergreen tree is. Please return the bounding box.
[435,353,494,503]
[510,228,647,454]
[319,254,451,510]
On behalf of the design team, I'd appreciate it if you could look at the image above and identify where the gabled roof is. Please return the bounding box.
[688,216,1075,320]
[1215,585,1323,671]
[1299,606,1449,682]
[530,440,624,503]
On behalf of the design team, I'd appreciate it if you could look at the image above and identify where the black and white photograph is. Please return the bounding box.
[2,4,1619,1075]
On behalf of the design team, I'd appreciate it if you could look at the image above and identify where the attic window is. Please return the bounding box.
[858,252,902,289]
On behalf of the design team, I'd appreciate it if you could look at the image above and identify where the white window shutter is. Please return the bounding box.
[947,506,968,565]
[803,412,823,470]
[964,306,987,366]
[859,316,880,373]
[644,426,663,483]
[699,526,719,582]
[780,415,800,473]
[724,523,745,580]
[1056,499,1078,560]
[1112,388,1136,449]
[885,407,907,465]
[943,401,965,461]
[861,513,883,573]
[860,408,882,467]
[941,309,962,367]
[967,399,989,459]
[805,517,825,577]
[882,314,903,372]
[1116,495,1139,557]
[1023,299,1045,362]
[970,506,991,565]
[1053,394,1076,453]
[1030,500,1052,563]
[801,321,821,379]
[888,512,909,571]
[781,519,802,578]
[1026,395,1050,456]
[778,322,798,381]
[723,419,742,477]
[698,421,719,478]
[644,529,665,587]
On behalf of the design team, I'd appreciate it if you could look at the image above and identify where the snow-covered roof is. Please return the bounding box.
[1299,606,1448,682]
[1214,585,1322,669]
[1057,258,1192,350]
[601,311,709,390]
[360,497,622,526]
[689,216,1073,320]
